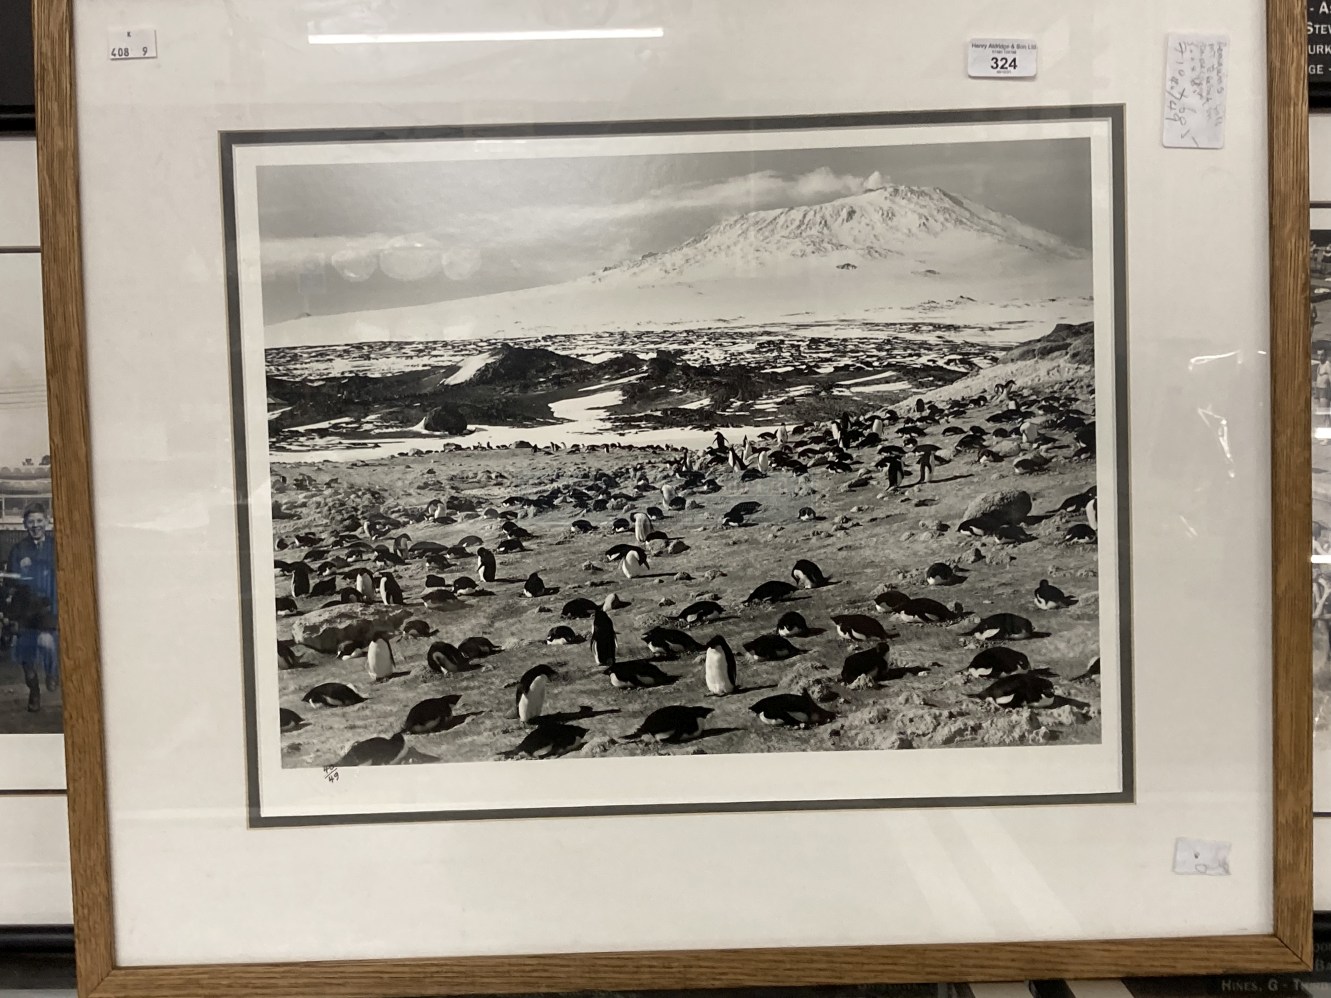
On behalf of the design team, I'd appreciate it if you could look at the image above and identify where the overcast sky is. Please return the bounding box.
[257,136,1093,324]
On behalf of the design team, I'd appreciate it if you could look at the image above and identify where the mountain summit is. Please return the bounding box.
[589,184,1085,284]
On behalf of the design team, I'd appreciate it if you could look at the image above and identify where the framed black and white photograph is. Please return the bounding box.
[225,107,1130,824]
[0,248,60,794]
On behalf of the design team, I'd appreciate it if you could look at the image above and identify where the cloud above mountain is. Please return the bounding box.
[259,168,881,284]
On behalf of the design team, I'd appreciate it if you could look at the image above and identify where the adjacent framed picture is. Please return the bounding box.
[35,0,1312,993]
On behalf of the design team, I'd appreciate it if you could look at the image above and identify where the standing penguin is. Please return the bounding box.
[378,572,404,606]
[632,511,652,543]
[290,562,311,599]
[1086,497,1099,531]
[591,609,616,668]
[704,635,738,696]
[352,568,375,601]
[885,455,905,490]
[476,546,497,584]
[366,632,397,683]
[516,664,558,724]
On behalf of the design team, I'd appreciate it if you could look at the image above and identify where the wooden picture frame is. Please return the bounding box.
[32,0,1314,992]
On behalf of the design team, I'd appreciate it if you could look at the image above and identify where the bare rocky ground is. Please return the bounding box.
[272,355,1103,769]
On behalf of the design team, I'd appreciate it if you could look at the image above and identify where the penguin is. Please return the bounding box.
[969,669,1058,709]
[603,542,636,563]
[545,625,582,645]
[522,573,550,598]
[612,517,632,533]
[561,597,599,619]
[622,705,713,744]
[1086,497,1099,531]
[742,633,802,661]
[873,589,912,612]
[366,632,398,682]
[790,559,829,589]
[401,619,435,638]
[276,639,302,670]
[885,455,906,490]
[703,635,738,695]
[832,614,891,642]
[275,595,299,616]
[301,682,366,707]
[1064,523,1098,544]
[496,538,525,555]
[744,580,797,604]
[279,707,306,732]
[337,640,366,659]
[591,609,616,668]
[516,664,558,723]
[458,636,501,659]
[393,534,413,559]
[676,600,724,625]
[604,660,678,689]
[451,576,481,596]
[500,723,582,761]
[893,598,958,625]
[633,511,652,543]
[621,547,649,579]
[958,515,1002,538]
[400,694,462,735]
[570,519,596,534]
[309,576,337,598]
[642,626,704,657]
[925,563,958,586]
[749,692,835,728]
[290,562,311,599]
[422,589,459,608]
[965,613,1036,641]
[966,646,1031,679]
[797,506,818,522]
[335,731,406,767]
[352,568,375,601]
[776,611,810,638]
[426,641,472,674]
[424,574,450,589]
[1034,579,1077,610]
[721,510,746,528]
[476,546,497,584]
[378,572,404,606]
[1073,655,1101,681]
[840,643,892,684]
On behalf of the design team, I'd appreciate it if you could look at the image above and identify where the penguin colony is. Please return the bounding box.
[273,379,1102,767]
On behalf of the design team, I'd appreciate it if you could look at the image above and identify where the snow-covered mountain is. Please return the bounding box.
[268,183,1093,348]
[586,184,1084,284]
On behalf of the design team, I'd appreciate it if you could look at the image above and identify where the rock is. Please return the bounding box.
[963,489,1032,526]
[292,604,414,654]
[674,572,693,582]
[668,540,689,554]
[659,597,676,607]
[967,546,986,564]
[582,561,602,572]
[422,406,468,434]
[918,519,943,532]
[702,569,727,581]
[687,500,704,510]
[900,531,915,542]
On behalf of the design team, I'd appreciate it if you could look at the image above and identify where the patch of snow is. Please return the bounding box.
[442,351,496,386]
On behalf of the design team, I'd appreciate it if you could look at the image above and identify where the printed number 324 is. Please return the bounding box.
[990,55,1018,71]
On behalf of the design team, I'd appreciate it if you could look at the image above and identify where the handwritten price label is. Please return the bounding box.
[108,28,157,61]
[967,39,1038,79]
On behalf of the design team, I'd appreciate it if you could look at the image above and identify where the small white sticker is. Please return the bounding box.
[967,39,1038,79]
[1173,837,1231,876]
[1163,33,1228,149]
[108,28,157,61]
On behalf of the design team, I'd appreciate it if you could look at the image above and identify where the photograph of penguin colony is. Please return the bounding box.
[252,134,1109,772]
[269,337,1105,769]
